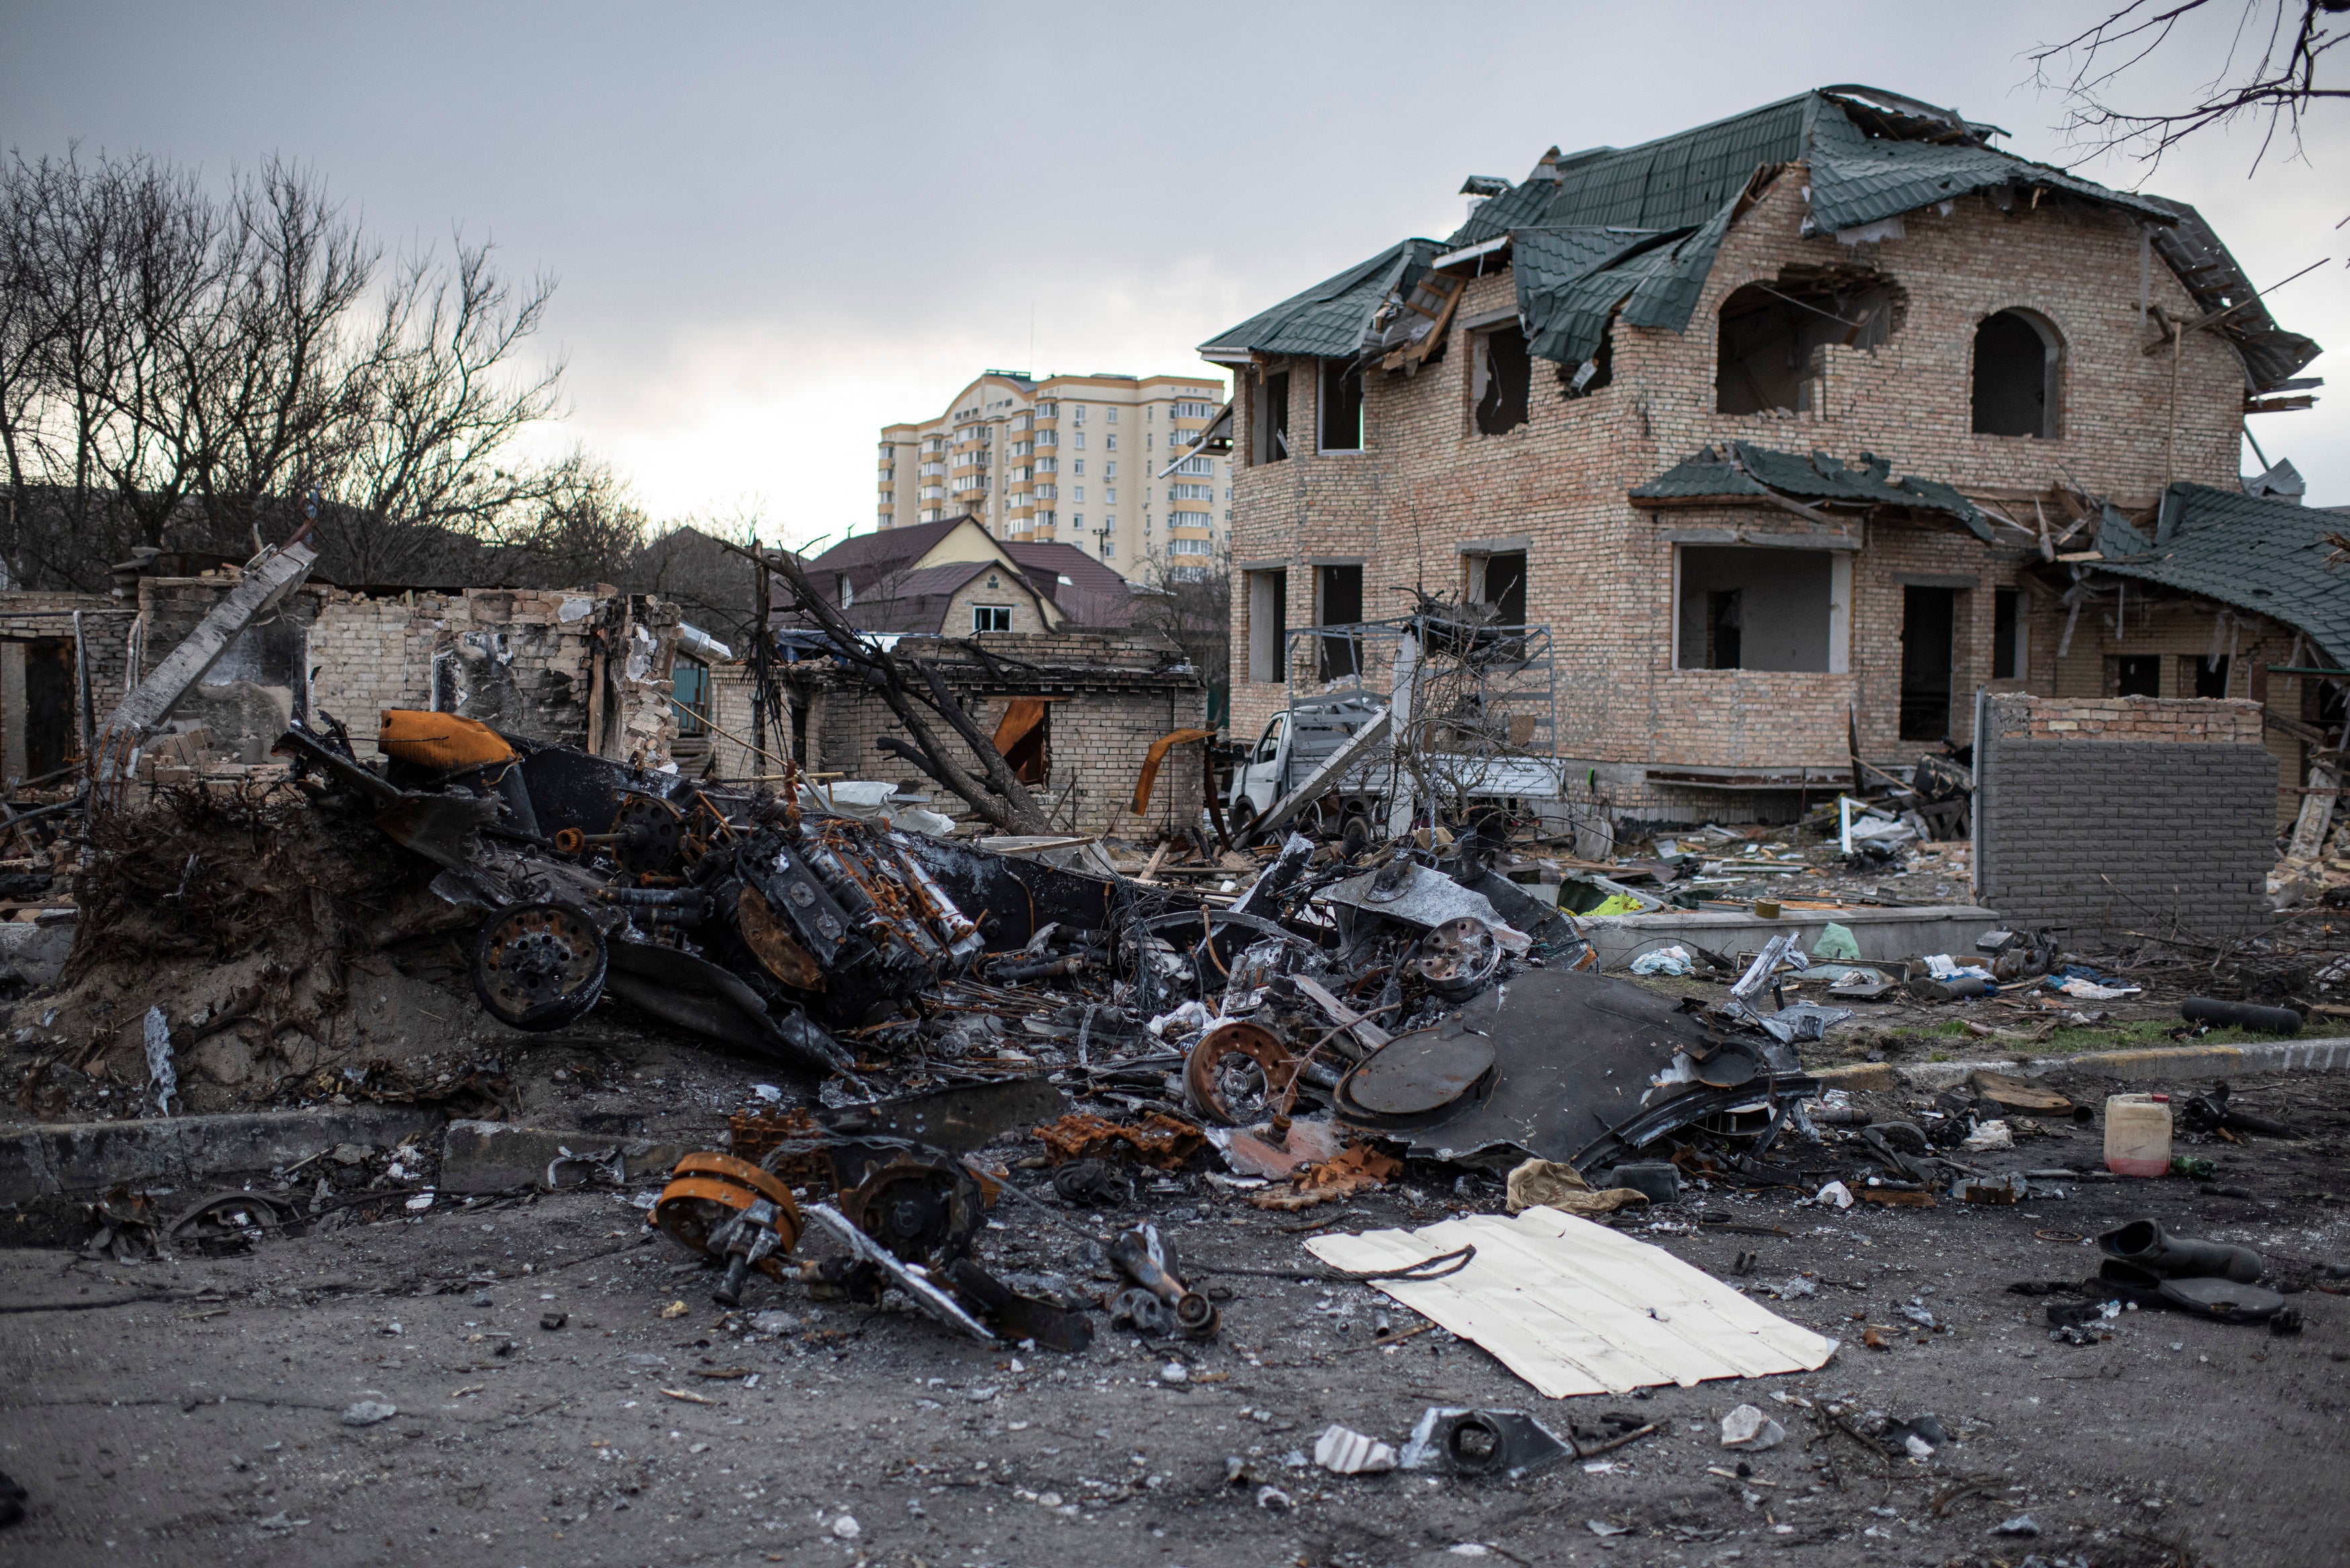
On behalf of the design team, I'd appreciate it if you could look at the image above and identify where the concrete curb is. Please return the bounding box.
[0,1105,445,1206]
[1813,1034,2350,1093]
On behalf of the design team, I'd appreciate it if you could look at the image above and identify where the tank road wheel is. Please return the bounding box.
[471,902,608,1030]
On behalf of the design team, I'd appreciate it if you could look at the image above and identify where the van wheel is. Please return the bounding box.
[1226,798,1258,840]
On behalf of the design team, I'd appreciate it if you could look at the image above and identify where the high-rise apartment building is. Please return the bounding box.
[876,371,1230,576]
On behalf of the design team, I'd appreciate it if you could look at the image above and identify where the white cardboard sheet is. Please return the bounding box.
[1305,1205,1840,1399]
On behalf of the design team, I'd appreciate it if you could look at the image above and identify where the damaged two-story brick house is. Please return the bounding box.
[1199,85,2328,827]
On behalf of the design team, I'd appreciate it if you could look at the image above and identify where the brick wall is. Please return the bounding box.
[0,592,134,781]
[1976,693,2277,939]
[1985,692,2264,745]
[1223,164,2247,822]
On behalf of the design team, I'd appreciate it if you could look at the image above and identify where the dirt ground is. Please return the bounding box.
[4,1032,2349,1568]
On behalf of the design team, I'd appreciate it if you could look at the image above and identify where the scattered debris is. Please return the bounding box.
[1313,1425,1399,1475]
[1720,1405,1786,1452]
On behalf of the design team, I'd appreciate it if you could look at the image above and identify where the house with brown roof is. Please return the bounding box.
[780,516,1145,637]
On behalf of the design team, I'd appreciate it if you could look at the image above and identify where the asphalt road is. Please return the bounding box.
[3,1067,2347,1568]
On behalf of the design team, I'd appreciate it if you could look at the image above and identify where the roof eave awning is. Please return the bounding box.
[1431,234,1513,273]
[1158,398,1235,479]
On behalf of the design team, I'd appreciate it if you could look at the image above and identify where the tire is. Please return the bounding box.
[471,902,608,1030]
[1225,797,1259,840]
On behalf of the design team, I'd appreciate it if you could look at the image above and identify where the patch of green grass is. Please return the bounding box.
[1887,1016,2279,1058]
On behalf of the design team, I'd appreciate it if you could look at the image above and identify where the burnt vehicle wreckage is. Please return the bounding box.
[269,707,1829,1344]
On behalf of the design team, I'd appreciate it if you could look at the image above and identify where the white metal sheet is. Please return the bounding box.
[1306,1206,1840,1399]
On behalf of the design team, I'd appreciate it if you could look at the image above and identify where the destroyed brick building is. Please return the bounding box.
[1196,85,2332,827]
[0,567,690,791]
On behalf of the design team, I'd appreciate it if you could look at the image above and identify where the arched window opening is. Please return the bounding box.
[1971,309,2060,438]
[1715,274,1900,415]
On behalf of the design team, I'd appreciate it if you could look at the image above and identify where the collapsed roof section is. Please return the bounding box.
[2093,484,2350,666]
[1632,442,1995,541]
[1199,240,1438,364]
[1201,85,2318,393]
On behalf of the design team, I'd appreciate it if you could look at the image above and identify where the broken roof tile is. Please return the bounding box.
[1632,442,1992,539]
[1216,86,2316,392]
[2094,485,2350,665]
[1200,240,1433,362]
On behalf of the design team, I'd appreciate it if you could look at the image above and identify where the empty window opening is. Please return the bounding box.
[1467,550,1528,626]
[1677,548,1833,671]
[1715,272,1900,415]
[671,654,711,738]
[1992,588,2021,680]
[1971,309,2060,438]
[1899,586,1957,740]
[2188,654,2231,698]
[1320,361,1364,451]
[1558,322,1613,401]
[2111,654,2161,697]
[972,604,1014,634]
[992,698,1051,785]
[1473,325,1532,436]
[1317,563,1363,679]
[1247,568,1288,682]
[1256,371,1290,463]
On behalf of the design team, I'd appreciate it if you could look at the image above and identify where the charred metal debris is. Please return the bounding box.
[273,713,1841,1348]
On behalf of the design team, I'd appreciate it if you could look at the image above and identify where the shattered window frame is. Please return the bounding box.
[1471,324,1532,437]
[1256,369,1291,464]
[972,604,1014,634]
[671,653,712,737]
[1714,273,1901,417]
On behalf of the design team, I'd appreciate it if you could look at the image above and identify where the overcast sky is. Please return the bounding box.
[7,1,2343,539]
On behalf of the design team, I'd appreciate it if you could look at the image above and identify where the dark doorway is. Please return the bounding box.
[1317,563,1362,679]
[2192,654,2230,698]
[1319,362,1363,451]
[2114,655,2161,697]
[1992,588,2019,679]
[23,638,75,777]
[1707,591,1744,669]
[1479,551,1527,626]
[1899,587,1955,740]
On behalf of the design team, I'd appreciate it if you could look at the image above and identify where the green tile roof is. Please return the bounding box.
[1632,442,1994,540]
[1199,240,1431,360]
[1207,86,2316,391]
[2094,485,2350,664]
[1454,95,1814,245]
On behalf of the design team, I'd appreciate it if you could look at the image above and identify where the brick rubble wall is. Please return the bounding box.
[1984,691,2265,745]
[1977,715,2277,939]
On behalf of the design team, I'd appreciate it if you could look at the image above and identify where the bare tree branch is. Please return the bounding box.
[2030,0,2350,172]
[761,544,1047,832]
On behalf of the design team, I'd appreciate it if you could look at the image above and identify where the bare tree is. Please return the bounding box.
[2030,0,2349,170]
[1132,540,1230,717]
[0,146,591,590]
[762,544,1049,833]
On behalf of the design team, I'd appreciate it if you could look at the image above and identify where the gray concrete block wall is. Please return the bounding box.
[1977,736,2277,940]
